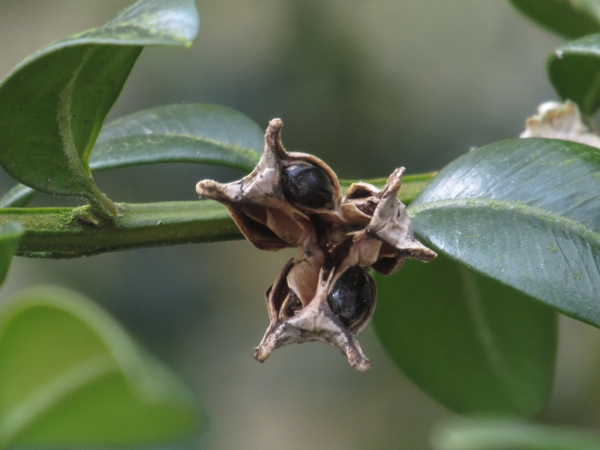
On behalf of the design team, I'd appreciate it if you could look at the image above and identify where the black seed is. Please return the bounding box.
[327,266,374,326]
[281,164,334,209]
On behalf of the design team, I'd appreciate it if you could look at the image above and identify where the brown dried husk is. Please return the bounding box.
[196,118,436,371]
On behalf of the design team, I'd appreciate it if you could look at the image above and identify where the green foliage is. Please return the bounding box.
[94,103,263,172]
[0,223,23,286]
[409,138,600,327]
[0,287,204,448]
[509,0,600,39]
[0,0,599,449]
[0,209,203,448]
[0,1,207,447]
[548,34,600,115]
[431,418,600,450]
[0,0,199,219]
[0,103,263,209]
[511,0,600,116]
[374,255,556,416]
[0,186,36,210]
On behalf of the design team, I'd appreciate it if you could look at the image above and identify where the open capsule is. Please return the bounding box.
[197,118,436,371]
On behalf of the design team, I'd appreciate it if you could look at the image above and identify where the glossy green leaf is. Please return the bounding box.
[0,103,263,208]
[0,100,430,209]
[509,0,600,39]
[431,418,600,450]
[409,138,600,327]
[374,254,556,416]
[548,34,600,115]
[0,286,205,448]
[0,186,37,209]
[0,0,199,217]
[0,222,24,286]
[94,103,263,172]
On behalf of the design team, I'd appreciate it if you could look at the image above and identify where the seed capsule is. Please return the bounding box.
[281,164,335,210]
[197,118,436,371]
[327,266,375,326]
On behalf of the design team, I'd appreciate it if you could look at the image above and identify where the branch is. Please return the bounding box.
[0,173,435,258]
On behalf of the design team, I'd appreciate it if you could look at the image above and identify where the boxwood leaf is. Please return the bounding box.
[0,222,24,286]
[0,103,263,208]
[2,103,430,209]
[509,0,600,39]
[548,34,600,116]
[0,185,37,209]
[409,138,600,327]
[0,286,205,448]
[0,0,199,217]
[374,254,556,416]
[93,103,263,172]
[431,418,600,450]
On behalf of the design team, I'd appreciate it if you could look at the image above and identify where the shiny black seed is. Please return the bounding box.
[327,266,374,326]
[281,164,334,209]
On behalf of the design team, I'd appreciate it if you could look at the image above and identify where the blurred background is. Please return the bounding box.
[1,1,600,449]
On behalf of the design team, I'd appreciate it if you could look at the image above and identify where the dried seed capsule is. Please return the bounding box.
[281,164,335,210]
[198,119,437,371]
[255,259,374,372]
[327,266,375,326]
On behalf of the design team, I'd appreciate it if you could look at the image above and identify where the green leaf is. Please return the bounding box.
[509,0,600,39]
[93,103,263,172]
[0,286,205,448]
[409,138,600,327]
[548,33,600,116]
[0,222,24,286]
[0,103,263,208]
[0,100,431,208]
[0,0,199,218]
[0,185,37,209]
[374,254,556,416]
[431,418,600,450]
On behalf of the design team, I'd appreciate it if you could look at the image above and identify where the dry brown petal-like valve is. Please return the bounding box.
[254,249,377,371]
[196,118,342,250]
[345,168,437,274]
[196,118,436,371]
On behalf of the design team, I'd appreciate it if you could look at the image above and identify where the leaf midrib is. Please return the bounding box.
[56,47,96,186]
[410,197,600,241]
[92,133,261,170]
